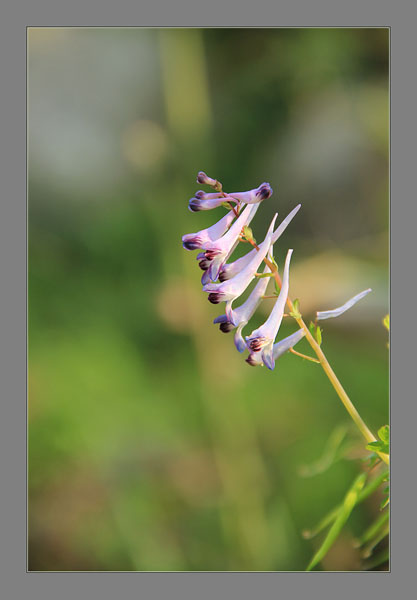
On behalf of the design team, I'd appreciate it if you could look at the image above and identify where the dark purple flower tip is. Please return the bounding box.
[182,235,203,250]
[256,183,273,201]
[218,269,230,283]
[197,172,210,185]
[219,321,234,333]
[208,292,225,304]
[245,355,260,367]
[198,257,211,271]
[188,198,202,212]
[195,190,205,199]
[247,336,266,353]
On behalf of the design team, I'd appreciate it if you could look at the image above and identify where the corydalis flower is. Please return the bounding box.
[200,203,260,283]
[182,210,236,251]
[203,214,278,321]
[213,260,272,349]
[228,182,273,204]
[218,204,301,282]
[316,289,372,320]
[245,248,293,370]
[196,252,212,271]
[196,171,222,191]
[188,191,237,212]
[246,328,306,367]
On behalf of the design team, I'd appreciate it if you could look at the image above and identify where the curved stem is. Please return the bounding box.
[276,271,389,466]
[231,206,389,466]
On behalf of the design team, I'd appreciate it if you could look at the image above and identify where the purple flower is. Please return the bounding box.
[213,260,272,350]
[203,213,278,321]
[246,328,306,367]
[218,204,301,282]
[196,171,222,191]
[245,248,293,370]
[200,203,260,283]
[182,209,236,251]
[188,191,236,212]
[316,289,372,320]
[228,182,273,204]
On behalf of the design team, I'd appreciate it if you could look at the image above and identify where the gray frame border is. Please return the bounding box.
[1,1,416,598]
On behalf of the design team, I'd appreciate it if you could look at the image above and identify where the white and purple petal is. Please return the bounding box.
[245,248,293,366]
[182,210,236,251]
[218,204,301,282]
[316,289,372,321]
[203,213,278,306]
[246,328,306,367]
[201,203,259,282]
[228,182,273,204]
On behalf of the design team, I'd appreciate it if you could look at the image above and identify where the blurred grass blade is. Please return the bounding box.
[364,547,389,571]
[361,525,389,559]
[302,506,340,540]
[358,469,388,501]
[354,509,389,548]
[306,473,366,571]
[380,495,390,510]
[303,469,388,540]
[299,425,347,478]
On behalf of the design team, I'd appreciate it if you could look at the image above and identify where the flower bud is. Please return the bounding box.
[196,171,222,191]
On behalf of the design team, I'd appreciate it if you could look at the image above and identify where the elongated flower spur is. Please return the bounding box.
[181,172,372,370]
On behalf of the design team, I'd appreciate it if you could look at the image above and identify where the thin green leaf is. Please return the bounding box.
[302,506,340,540]
[289,298,301,319]
[303,469,388,540]
[378,425,389,444]
[316,326,322,346]
[274,278,280,294]
[299,426,347,478]
[361,525,389,559]
[364,547,389,570]
[354,510,389,548]
[366,441,389,455]
[242,226,254,242]
[380,496,390,510]
[270,257,279,271]
[305,473,366,571]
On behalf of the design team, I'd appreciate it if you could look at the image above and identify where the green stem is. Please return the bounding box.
[269,263,389,466]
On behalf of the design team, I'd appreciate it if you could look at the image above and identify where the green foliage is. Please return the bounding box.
[289,298,301,319]
[364,547,389,571]
[354,509,389,549]
[299,425,348,477]
[307,321,323,346]
[306,473,366,571]
[378,425,389,444]
[242,225,254,243]
[366,424,389,456]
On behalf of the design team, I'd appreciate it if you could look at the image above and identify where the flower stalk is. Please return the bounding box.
[274,270,389,465]
[182,171,388,466]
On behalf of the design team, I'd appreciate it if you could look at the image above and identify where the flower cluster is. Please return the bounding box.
[182,172,371,370]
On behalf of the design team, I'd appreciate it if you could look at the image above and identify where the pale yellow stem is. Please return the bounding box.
[245,237,389,466]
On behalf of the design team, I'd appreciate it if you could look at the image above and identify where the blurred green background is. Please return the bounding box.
[28,28,389,571]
